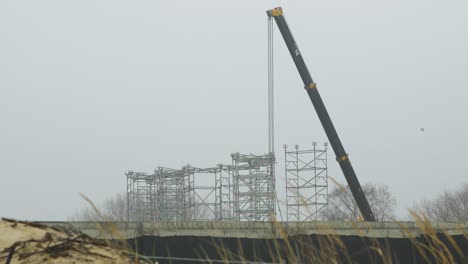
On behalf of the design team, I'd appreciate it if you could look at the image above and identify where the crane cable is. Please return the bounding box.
[268,15,274,154]
[269,15,284,222]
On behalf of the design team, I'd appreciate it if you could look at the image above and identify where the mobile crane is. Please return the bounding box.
[267,7,376,221]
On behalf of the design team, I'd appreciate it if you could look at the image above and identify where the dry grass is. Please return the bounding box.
[77,194,466,264]
[185,215,466,264]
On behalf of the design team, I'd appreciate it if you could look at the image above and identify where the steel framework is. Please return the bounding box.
[127,152,277,222]
[218,164,236,221]
[284,143,328,221]
[155,167,191,221]
[126,167,191,221]
[126,171,158,221]
[232,153,276,221]
[187,166,221,221]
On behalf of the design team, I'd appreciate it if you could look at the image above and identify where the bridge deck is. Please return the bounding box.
[39,221,468,239]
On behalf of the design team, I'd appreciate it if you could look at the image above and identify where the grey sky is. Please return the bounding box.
[1,0,467,220]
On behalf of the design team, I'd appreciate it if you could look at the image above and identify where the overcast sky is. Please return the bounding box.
[1,0,467,220]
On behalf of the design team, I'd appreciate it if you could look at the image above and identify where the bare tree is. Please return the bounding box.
[320,183,396,221]
[69,193,128,221]
[187,202,215,220]
[102,193,128,221]
[412,183,468,222]
[70,192,215,221]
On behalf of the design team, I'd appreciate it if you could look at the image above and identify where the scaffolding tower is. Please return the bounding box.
[218,164,235,221]
[126,171,158,221]
[284,143,328,221]
[126,152,277,222]
[155,167,191,221]
[187,166,221,220]
[126,167,191,221]
[232,153,276,221]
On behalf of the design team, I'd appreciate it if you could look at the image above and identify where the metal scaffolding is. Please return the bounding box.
[218,164,236,221]
[187,166,221,221]
[284,143,328,221]
[126,167,191,221]
[232,153,276,221]
[127,152,277,222]
[155,167,191,221]
[126,171,158,221]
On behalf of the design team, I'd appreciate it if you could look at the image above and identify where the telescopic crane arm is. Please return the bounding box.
[267,7,376,221]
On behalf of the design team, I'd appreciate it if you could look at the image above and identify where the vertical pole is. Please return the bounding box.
[295,145,299,221]
[313,142,317,220]
[284,146,288,222]
[126,173,130,221]
[268,16,274,154]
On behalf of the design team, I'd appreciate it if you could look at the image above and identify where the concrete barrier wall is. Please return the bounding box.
[40,221,468,239]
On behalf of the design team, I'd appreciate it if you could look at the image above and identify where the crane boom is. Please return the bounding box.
[267,7,376,221]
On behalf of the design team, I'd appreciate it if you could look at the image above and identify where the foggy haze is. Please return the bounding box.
[1,0,467,220]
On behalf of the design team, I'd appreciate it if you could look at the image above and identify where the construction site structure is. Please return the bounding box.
[232,153,276,221]
[126,167,192,222]
[284,143,328,221]
[188,166,221,221]
[126,171,158,221]
[126,153,277,222]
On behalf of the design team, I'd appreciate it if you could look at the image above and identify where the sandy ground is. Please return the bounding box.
[0,218,138,264]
